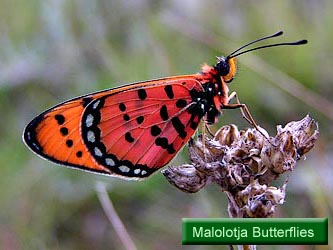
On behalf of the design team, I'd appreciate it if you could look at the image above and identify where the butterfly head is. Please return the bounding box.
[215,56,237,83]
[215,30,307,85]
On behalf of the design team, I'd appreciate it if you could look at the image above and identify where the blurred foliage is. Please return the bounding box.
[0,0,332,249]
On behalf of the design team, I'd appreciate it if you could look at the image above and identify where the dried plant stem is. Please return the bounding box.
[96,182,137,250]
[239,245,255,250]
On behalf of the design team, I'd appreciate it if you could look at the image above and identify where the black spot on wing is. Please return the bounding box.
[125,132,135,143]
[176,99,187,108]
[171,117,187,139]
[155,137,176,155]
[167,143,176,154]
[55,114,65,125]
[160,105,169,121]
[138,89,147,100]
[155,137,169,148]
[119,103,126,111]
[136,116,144,124]
[151,125,161,136]
[123,114,130,121]
[164,85,174,99]
[66,139,73,147]
[60,127,69,136]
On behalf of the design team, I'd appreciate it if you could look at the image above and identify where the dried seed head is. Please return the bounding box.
[162,164,209,193]
[261,115,319,176]
[162,115,319,218]
[234,179,286,218]
[214,124,240,146]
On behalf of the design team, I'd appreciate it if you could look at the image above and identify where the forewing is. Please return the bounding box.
[23,76,203,179]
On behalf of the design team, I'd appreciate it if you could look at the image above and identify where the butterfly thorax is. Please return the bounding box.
[193,57,236,124]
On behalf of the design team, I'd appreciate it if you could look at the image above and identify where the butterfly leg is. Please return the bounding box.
[201,121,208,162]
[224,91,258,127]
[200,120,216,163]
[224,91,269,140]
[203,122,215,137]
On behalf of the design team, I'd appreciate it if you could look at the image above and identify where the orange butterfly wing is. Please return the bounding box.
[23,91,111,174]
[23,75,204,179]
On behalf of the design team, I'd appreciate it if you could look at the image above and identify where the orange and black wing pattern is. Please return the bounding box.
[23,76,206,179]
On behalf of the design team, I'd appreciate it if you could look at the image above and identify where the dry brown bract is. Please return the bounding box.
[162,115,319,218]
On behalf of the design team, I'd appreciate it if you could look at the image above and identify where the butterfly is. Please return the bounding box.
[23,31,307,180]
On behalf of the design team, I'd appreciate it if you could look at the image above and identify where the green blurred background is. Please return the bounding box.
[1,1,332,249]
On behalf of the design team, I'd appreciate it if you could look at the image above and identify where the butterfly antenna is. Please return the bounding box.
[227,30,283,58]
[226,31,307,59]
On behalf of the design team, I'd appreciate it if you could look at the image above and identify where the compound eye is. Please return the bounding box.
[216,60,230,76]
[222,58,237,83]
